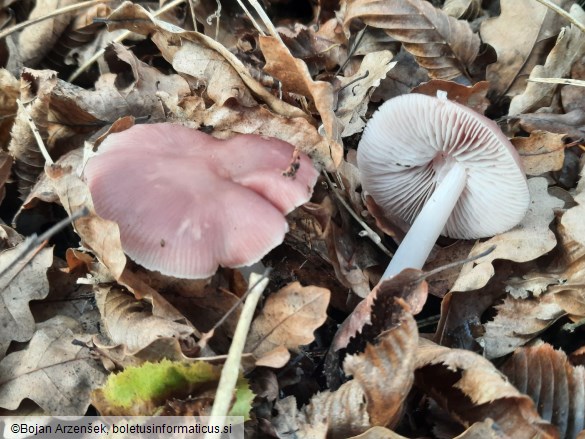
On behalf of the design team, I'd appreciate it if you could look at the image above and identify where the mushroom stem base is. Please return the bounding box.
[382,162,467,279]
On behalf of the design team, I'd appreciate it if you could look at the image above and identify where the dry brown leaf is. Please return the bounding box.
[513,131,566,176]
[561,175,585,248]
[509,5,585,115]
[0,315,106,414]
[245,282,330,357]
[95,286,195,354]
[501,343,585,438]
[276,313,417,439]
[452,178,563,292]
[0,244,52,357]
[335,51,395,137]
[0,151,12,205]
[480,296,565,359]
[516,110,585,139]
[454,419,507,439]
[347,426,409,438]
[17,0,77,66]
[0,69,18,149]
[442,0,481,20]
[481,0,572,98]
[415,338,558,438]
[411,80,490,114]
[343,0,480,80]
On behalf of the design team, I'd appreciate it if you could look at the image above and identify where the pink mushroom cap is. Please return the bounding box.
[84,123,318,279]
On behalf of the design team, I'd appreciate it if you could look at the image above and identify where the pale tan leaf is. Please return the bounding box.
[452,178,563,292]
[95,286,195,354]
[509,5,585,115]
[0,315,106,414]
[416,339,558,438]
[245,282,330,357]
[513,131,565,176]
[501,343,585,438]
[335,51,395,137]
[480,296,565,359]
[254,345,290,369]
[0,244,52,357]
[348,426,409,438]
[481,0,573,98]
[343,0,480,80]
[561,178,585,248]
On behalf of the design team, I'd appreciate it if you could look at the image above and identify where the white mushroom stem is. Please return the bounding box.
[382,162,468,279]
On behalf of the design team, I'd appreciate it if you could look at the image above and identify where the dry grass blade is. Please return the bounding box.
[343,0,480,80]
[528,77,585,86]
[532,0,585,33]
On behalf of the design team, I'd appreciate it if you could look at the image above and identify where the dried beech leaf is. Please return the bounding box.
[501,343,585,438]
[452,178,563,292]
[415,339,558,438]
[480,296,565,359]
[335,51,396,137]
[0,315,106,414]
[276,313,417,439]
[481,0,573,98]
[95,286,195,354]
[17,0,77,66]
[343,0,480,80]
[513,131,565,176]
[245,282,330,357]
[509,5,585,115]
[0,245,52,357]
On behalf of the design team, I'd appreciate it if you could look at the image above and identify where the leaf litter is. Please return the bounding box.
[0,0,584,437]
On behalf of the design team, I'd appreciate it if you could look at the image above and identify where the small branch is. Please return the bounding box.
[205,269,271,439]
[16,99,53,165]
[246,0,283,44]
[0,0,112,40]
[235,0,265,36]
[323,171,393,257]
[532,0,585,33]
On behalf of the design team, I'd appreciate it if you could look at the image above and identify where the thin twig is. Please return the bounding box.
[235,0,265,36]
[68,0,186,82]
[323,171,393,257]
[0,208,89,283]
[16,99,53,165]
[532,0,585,33]
[205,269,271,439]
[528,77,585,87]
[246,0,283,44]
[0,0,112,40]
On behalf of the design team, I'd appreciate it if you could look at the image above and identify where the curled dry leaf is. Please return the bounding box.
[481,0,573,98]
[442,0,482,20]
[17,0,77,66]
[508,5,585,115]
[245,282,330,359]
[501,343,585,438]
[415,338,558,438]
[343,0,480,80]
[452,178,563,292]
[513,131,565,176]
[275,313,417,439]
[0,244,52,357]
[335,51,396,137]
[0,315,106,414]
[95,286,195,354]
[479,295,565,359]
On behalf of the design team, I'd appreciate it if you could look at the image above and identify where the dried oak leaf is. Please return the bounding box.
[95,286,195,354]
[479,295,565,359]
[0,244,52,357]
[0,315,106,414]
[513,131,565,176]
[274,313,417,439]
[16,0,77,66]
[452,178,563,292]
[343,0,480,80]
[335,50,396,137]
[415,338,558,438]
[509,5,585,115]
[481,0,573,98]
[501,343,585,438]
[244,282,330,361]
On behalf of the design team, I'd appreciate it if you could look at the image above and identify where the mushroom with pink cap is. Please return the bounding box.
[357,92,530,279]
[84,123,319,279]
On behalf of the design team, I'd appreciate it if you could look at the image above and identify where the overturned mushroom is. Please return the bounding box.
[357,93,530,278]
[84,123,318,279]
